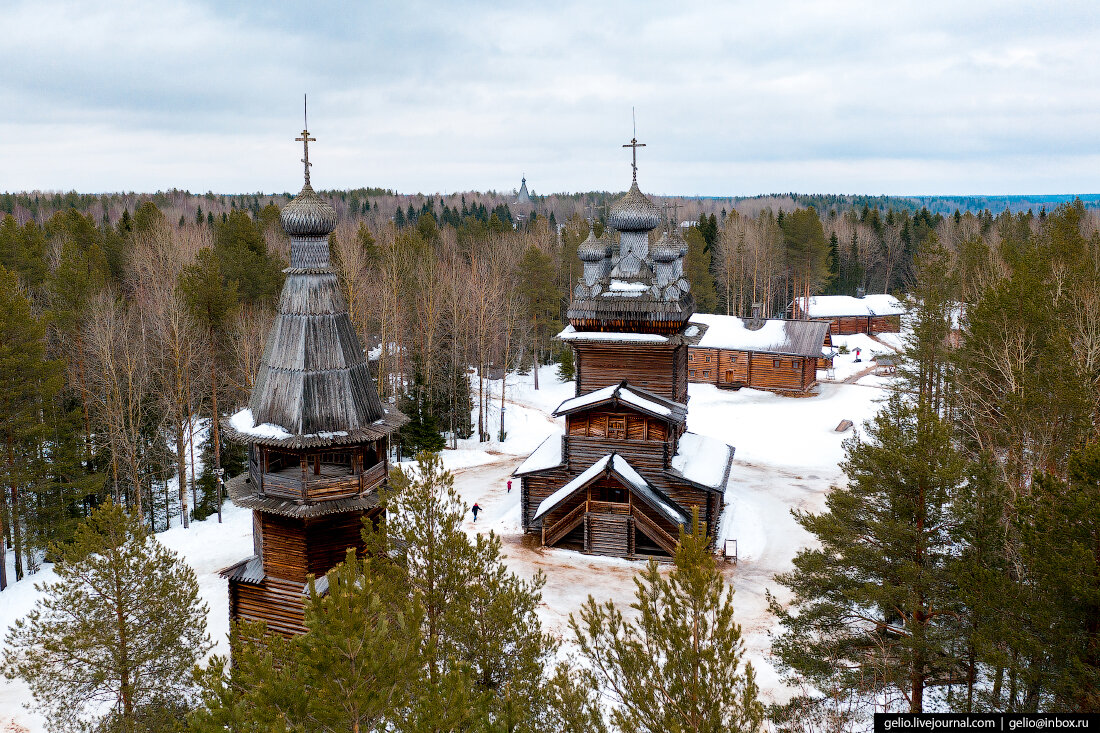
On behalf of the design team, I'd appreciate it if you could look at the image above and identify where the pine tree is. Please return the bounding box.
[191,551,423,732]
[684,226,717,312]
[571,515,764,732]
[383,452,557,727]
[519,245,561,390]
[1000,444,1100,711]
[769,393,967,718]
[2,503,211,732]
[0,267,63,586]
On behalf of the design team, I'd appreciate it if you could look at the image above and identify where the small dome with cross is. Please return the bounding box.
[281,183,337,237]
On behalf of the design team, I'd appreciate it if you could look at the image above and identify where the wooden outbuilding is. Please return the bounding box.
[514,146,734,559]
[792,292,905,335]
[684,312,832,393]
[219,127,404,636]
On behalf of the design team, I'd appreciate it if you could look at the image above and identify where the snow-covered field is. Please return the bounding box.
[0,358,896,730]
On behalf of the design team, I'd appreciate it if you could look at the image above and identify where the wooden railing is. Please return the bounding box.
[543,502,586,547]
[262,473,303,500]
[259,460,389,502]
[358,461,387,494]
[631,508,679,556]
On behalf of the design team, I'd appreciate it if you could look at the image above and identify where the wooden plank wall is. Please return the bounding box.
[259,510,367,583]
[689,349,814,392]
[305,512,366,578]
[229,577,307,637]
[587,514,630,557]
[574,343,684,400]
[260,514,308,582]
[870,315,902,333]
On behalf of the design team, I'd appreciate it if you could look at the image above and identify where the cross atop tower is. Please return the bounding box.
[296,94,316,186]
[668,200,682,230]
[623,137,645,183]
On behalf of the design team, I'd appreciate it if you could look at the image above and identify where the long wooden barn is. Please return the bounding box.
[514,145,734,559]
[219,126,404,636]
[684,312,832,393]
[792,293,905,335]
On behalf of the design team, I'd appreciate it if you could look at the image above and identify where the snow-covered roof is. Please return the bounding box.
[225,406,407,449]
[513,435,564,476]
[553,382,687,423]
[532,454,688,526]
[795,294,906,318]
[533,456,612,520]
[230,408,296,441]
[669,432,734,491]
[557,325,669,344]
[686,314,830,358]
[609,279,649,296]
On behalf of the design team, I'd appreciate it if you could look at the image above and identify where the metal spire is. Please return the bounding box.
[296,94,316,186]
[622,107,645,183]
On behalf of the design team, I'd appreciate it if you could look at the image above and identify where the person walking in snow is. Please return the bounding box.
[471,503,482,521]
[854,347,862,363]
[507,479,512,493]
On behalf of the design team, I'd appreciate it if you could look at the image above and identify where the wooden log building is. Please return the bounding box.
[792,291,905,335]
[219,125,404,636]
[684,311,833,393]
[514,143,734,559]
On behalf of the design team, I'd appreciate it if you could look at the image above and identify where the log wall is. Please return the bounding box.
[229,576,307,637]
[574,343,687,402]
[687,348,816,392]
[586,513,630,557]
[258,510,369,583]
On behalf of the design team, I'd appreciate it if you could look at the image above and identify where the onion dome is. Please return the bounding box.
[578,229,608,262]
[608,181,660,232]
[651,231,678,263]
[280,183,337,237]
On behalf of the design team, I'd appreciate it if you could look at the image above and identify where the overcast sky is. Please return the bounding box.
[2,0,1099,196]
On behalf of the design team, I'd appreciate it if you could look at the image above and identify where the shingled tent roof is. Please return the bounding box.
[515,176,531,206]
[234,145,397,445]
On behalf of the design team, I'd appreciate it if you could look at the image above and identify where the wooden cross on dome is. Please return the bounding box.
[622,107,645,182]
[296,94,316,186]
[668,200,682,231]
[623,137,645,182]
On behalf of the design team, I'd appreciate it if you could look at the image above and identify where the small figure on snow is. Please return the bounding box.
[507,479,512,493]
[853,347,862,363]
[471,503,482,521]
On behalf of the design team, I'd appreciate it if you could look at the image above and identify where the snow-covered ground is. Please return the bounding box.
[1,360,893,729]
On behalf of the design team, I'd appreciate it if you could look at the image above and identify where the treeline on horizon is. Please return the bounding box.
[3,187,1099,231]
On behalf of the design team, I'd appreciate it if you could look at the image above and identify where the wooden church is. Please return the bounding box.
[514,140,734,558]
[219,122,405,636]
